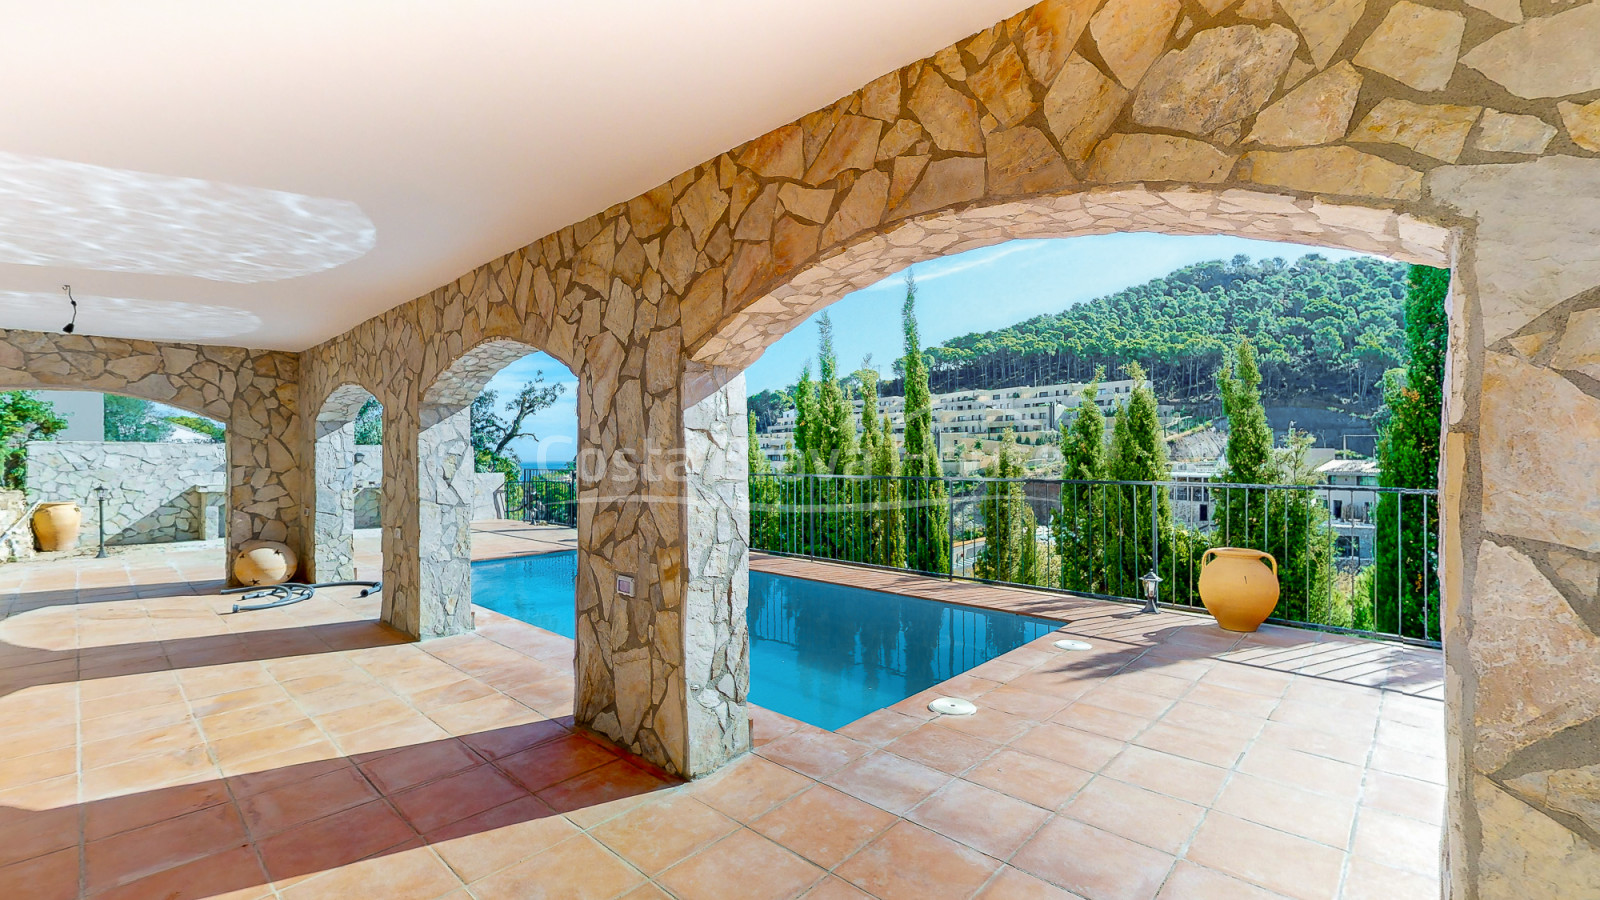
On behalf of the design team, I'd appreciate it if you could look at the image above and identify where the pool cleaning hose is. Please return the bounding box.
[223,580,381,613]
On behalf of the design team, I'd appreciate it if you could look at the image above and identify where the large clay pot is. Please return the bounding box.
[234,540,299,586]
[1197,547,1280,632]
[32,502,82,552]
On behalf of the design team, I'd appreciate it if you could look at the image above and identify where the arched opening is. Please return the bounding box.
[310,382,382,585]
[413,338,577,638]
[1,386,231,578]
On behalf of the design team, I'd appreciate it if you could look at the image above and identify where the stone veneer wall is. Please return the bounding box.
[0,0,1598,888]
[25,441,227,545]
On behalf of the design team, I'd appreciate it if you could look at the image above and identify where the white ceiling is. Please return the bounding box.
[0,0,1031,351]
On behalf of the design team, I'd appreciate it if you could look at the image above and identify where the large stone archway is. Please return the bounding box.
[308,381,379,583]
[0,328,301,575]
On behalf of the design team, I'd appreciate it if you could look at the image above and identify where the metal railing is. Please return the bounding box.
[749,472,1440,646]
[508,470,577,527]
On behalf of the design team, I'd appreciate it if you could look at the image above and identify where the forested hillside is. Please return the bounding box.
[885,254,1409,403]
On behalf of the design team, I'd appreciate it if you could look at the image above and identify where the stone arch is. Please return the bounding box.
[308,381,380,583]
[403,337,561,638]
[690,187,1454,371]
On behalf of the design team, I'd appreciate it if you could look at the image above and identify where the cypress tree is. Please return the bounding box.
[790,364,817,475]
[975,429,1039,585]
[812,313,857,475]
[856,365,906,568]
[899,271,951,575]
[1054,373,1106,593]
[1105,363,1172,596]
[1374,265,1448,638]
[747,412,779,549]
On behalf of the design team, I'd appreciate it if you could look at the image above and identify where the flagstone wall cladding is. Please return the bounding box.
[0,329,300,573]
[0,0,1598,885]
[26,441,227,545]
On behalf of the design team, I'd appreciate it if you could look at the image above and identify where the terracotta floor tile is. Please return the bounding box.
[758,728,871,780]
[1062,776,1205,855]
[1012,723,1126,773]
[835,820,1000,900]
[426,693,538,735]
[0,805,78,868]
[977,685,1074,722]
[836,708,923,746]
[1185,813,1345,900]
[976,866,1084,900]
[1237,744,1365,799]
[1341,856,1439,900]
[1214,773,1357,849]
[1155,860,1292,900]
[1051,701,1151,742]
[359,738,482,794]
[81,703,196,746]
[495,732,619,793]
[1369,742,1445,785]
[315,697,417,737]
[0,846,78,900]
[256,800,415,884]
[278,841,463,900]
[425,795,571,883]
[801,876,874,900]
[187,685,285,719]
[752,784,895,868]
[84,778,234,842]
[688,754,814,822]
[222,749,347,798]
[82,720,205,770]
[460,718,571,760]
[659,828,824,900]
[964,747,1093,811]
[1012,817,1174,900]
[886,724,997,775]
[538,759,676,828]
[1133,721,1252,769]
[85,801,250,894]
[81,683,186,719]
[94,845,273,900]
[1256,720,1373,765]
[469,834,645,900]
[239,764,380,838]
[5,723,78,759]
[592,793,740,874]
[825,750,951,816]
[1361,769,1445,825]
[209,719,328,770]
[291,680,395,716]
[392,764,527,833]
[908,778,1050,859]
[1351,807,1442,877]
[81,745,220,801]
[0,746,76,791]
[410,677,497,710]
[931,705,1035,744]
[335,717,452,757]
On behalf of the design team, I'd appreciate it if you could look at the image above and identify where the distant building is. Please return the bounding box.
[755,378,1136,466]
[1318,459,1383,561]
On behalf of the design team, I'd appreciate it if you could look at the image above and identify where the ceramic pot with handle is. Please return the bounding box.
[1197,547,1280,632]
[32,501,82,552]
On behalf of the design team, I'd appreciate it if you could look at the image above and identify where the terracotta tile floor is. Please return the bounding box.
[0,525,1444,899]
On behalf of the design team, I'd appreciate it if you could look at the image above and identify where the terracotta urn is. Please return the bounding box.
[234,540,299,586]
[1197,547,1280,632]
[32,502,82,552]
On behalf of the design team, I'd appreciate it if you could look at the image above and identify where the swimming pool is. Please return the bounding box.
[472,551,1062,730]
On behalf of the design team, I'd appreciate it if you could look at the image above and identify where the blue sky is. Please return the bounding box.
[492,234,1381,463]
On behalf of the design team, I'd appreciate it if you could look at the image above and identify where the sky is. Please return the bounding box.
[485,233,1382,464]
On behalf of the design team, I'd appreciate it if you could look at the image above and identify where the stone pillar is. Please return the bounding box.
[224,352,304,583]
[572,339,751,778]
[1429,157,1600,895]
[310,417,357,582]
[414,402,476,638]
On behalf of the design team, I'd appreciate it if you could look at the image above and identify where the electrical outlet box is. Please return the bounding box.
[616,574,635,597]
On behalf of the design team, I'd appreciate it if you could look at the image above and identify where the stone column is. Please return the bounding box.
[310,418,357,582]
[414,402,477,638]
[1429,157,1600,895]
[572,339,751,778]
[224,352,304,583]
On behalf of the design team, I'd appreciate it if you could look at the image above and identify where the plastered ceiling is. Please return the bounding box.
[0,0,1031,350]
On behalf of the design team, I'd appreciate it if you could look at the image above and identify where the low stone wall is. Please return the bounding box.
[353,465,505,528]
[25,442,226,546]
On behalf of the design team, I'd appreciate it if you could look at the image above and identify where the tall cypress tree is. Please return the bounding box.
[1374,265,1448,638]
[747,412,779,549]
[1105,363,1172,597]
[975,429,1039,585]
[1054,374,1106,593]
[856,364,906,568]
[900,271,950,574]
[812,313,857,476]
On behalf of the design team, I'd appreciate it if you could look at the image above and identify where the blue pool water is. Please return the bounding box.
[472,552,1062,730]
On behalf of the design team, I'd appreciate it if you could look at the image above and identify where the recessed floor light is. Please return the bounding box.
[928,697,977,716]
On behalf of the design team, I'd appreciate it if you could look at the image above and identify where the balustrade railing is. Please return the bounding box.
[748,472,1439,645]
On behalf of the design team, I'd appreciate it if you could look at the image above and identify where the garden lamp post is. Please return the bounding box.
[1139,570,1162,615]
[93,484,109,559]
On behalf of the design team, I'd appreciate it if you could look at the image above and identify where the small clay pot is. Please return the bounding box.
[1197,547,1280,632]
[32,502,82,552]
[234,540,299,586]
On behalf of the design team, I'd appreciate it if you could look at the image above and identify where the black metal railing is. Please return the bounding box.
[749,472,1440,646]
[508,469,577,527]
